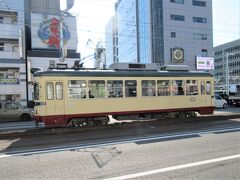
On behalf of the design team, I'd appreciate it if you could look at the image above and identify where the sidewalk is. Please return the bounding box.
[214,107,240,115]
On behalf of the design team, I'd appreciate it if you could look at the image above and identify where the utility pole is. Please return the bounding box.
[226,52,229,95]
[225,52,236,95]
[59,12,66,63]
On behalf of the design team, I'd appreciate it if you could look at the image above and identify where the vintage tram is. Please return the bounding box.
[33,66,215,127]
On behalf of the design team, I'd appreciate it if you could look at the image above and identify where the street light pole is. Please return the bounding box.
[59,12,64,63]
[226,52,229,95]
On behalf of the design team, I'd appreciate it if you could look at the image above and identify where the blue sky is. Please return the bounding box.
[66,0,240,58]
[213,0,240,46]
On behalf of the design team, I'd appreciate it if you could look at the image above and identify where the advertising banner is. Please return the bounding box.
[31,13,77,50]
[196,56,214,70]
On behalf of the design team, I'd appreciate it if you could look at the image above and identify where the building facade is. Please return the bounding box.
[25,0,80,102]
[0,0,26,105]
[0,0,80,106]
[105,17,116,67]
[214,39,240,94]
[106,0,213,70]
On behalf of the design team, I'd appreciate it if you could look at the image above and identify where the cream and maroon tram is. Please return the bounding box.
[33,67,215,127]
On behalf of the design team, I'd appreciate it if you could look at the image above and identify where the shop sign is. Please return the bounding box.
[0,78,19,84]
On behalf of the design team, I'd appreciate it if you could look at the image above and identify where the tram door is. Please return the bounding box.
[46,82,65,117]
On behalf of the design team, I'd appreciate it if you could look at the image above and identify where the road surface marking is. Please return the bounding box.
[106,154,240,180]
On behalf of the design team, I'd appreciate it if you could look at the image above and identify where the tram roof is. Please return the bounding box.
[33,69,213,78]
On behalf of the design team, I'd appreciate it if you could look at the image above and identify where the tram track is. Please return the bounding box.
[0,113,240,139]
[0,114,240,155]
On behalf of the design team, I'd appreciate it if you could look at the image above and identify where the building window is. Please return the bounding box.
[170,14,185,21]
[201,49,208,57]
[0,17,3,23]
[193,33,207,40]
[170,0,184,4]
[171,32,176,38]
[193,17,207,23]
[192,0,206,7]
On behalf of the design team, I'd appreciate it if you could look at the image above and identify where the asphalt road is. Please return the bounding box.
[0,123,239,179]
[0,112,239,179]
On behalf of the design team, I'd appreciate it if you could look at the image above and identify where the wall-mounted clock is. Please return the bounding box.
[171,48,184,63]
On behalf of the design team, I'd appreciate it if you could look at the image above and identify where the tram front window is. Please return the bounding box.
[34,83,39,100]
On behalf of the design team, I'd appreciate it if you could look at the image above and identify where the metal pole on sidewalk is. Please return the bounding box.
[226,52,229,96]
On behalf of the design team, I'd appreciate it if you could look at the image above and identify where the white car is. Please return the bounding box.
[0,101,33,122]
[214,94,228,108]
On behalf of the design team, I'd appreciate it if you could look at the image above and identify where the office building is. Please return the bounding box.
[25,0,80,102]
[0,0,26,105]
[106,0,213,70]
[214,39,240,93]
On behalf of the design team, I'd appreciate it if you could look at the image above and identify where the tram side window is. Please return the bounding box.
[172,80,185,95]
[89,80,106,98]
[68,80,87,99]
[142,80,156,96]
[186,80,198,95]
[107,80,123,98]
[206,81,211,95]
[125,80,137,97]
[46,82,54,100]
[56,82,63,100]
[201,81,205,95]
[157,80,170,96]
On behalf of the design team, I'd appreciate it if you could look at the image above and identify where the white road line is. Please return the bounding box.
[106,154,240,180]
[0,126,239,159]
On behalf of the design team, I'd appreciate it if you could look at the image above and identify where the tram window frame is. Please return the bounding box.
[46,82,54,100]
[186,80,198,95]
[206,81,211,95]
[55,82,63,100]
[157,80,171,96]
[107,80,123,98]
[125,80,137,97]
[141,80,156,97]
[89,80,106,98]
[68,80,87,99]
[34,83,39,100]
[172,80,185,96]
[201,81,205,95]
